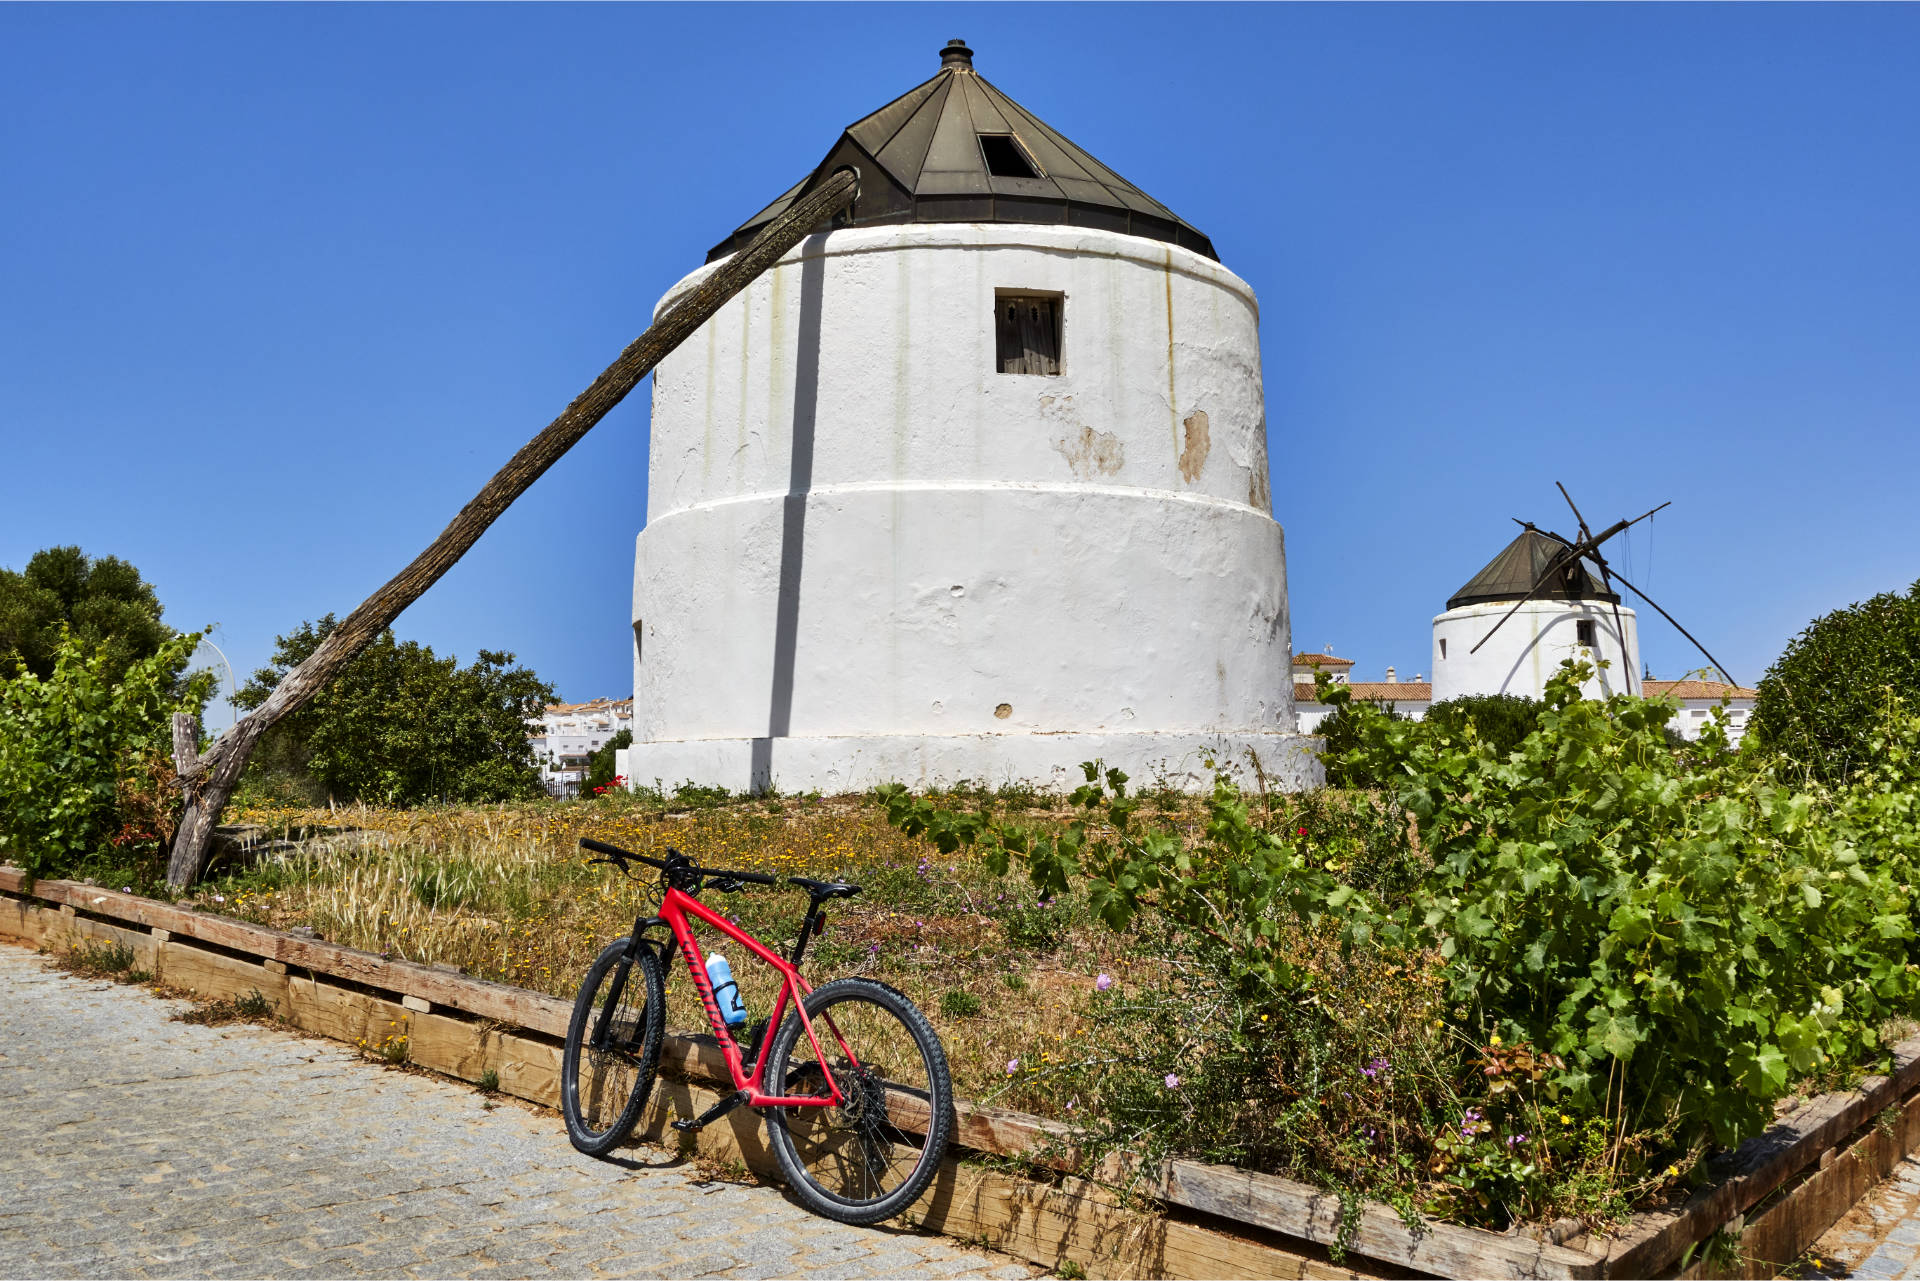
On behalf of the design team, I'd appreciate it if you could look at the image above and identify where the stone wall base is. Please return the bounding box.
[620,730,1324,796]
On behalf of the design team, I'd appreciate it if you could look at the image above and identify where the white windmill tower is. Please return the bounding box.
[1431,486,1734,705]
[627,40,1317,795]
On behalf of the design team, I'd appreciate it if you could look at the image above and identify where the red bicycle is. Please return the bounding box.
[561,837,956,1226]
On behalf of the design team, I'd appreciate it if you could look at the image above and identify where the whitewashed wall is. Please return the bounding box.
[1431,601,1640,704]
[630,224,1318,794]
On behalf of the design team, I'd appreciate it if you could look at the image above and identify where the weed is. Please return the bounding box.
[56,937,149,983]
[175,987,276,1025]
[1055,1259,1086,1280]
[357,1019,410,1065]
[940,990,984,1019]
[691,1155,759,1186]
[1002,972,1028,992]
[478,1068,500,1093]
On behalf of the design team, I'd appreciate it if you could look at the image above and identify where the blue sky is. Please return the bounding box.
[3,4,1916,718]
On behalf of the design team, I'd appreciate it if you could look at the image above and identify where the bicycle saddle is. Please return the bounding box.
[788,877,861,900]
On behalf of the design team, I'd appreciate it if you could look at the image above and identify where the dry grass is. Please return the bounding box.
[206,791,1155,1112]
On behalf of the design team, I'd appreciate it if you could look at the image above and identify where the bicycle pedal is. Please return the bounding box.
[672,1089,749,1134]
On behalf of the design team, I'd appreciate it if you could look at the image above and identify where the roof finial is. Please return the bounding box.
[940,38,974,71]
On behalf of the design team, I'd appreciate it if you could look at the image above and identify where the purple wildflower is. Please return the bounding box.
[1095,973,1113,991]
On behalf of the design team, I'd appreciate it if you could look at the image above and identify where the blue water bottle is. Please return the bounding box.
[705,953,748,1027]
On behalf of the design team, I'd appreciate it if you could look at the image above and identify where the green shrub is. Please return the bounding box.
[0,546,183,689]
[583,729,632,796]
[939,990,983,1018]
[1315,700,1404,787]
[1422,692,1544,756]
[1750,579,1920,785]
[1337,666,1920,1151]
[0,629,210,883]
[237,616,553,806]
[1320,689,1543,788]
[881,662,1920,1225]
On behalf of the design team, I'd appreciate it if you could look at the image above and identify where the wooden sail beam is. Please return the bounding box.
[166,168,861,888]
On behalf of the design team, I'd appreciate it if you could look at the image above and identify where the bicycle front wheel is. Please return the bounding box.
[561,939,665,1156]
[762,977,955,1225]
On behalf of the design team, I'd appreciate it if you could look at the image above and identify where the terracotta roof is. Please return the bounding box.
[1292,654,1355,668]
[542,697,634,715]
[1296,682,1431,704]
[1643,680,1758,700]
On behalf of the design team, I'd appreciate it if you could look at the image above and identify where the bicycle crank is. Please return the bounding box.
[671,1089,749,1133]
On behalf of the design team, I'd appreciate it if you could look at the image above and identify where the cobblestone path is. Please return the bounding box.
[0,944,1032,1279]
[1810,1156,1920,1279]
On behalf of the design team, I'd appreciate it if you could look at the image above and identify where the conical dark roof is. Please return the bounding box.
[1447,529,1620,611]
[706,39,1216,263]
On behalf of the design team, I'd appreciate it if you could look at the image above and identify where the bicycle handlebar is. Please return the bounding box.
[579,838,778,887]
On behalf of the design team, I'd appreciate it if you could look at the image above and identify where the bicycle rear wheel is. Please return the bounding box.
[561,939,665,1156]
[762,977,955,1225]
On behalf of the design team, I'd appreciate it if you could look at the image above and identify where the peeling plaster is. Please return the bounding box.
[633,224,1312,793]
[1179,410,1211,483]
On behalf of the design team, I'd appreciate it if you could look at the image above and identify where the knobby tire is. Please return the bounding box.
[561,939,665,1156]
[762,977,955,1226]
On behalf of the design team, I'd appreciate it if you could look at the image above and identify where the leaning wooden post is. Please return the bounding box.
[165,169,861,888]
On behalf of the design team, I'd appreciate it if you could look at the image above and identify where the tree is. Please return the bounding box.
[1749,578,1920,785]
[0,546,183,687]
[236,616,555,806]
[165,169,861,886]
[1422,692,1545,757]
[583,729,632,796]
[1317,684,1542,789]
[0,628,212,884]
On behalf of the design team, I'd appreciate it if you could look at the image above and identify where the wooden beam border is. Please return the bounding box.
[9,866,1920,1279]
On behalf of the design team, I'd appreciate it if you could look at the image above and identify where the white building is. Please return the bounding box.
[1291,652,1431,733]
[1292,527,1756,745]
[1432,528,1639,704]
[529,698,633,797]
[626,40,1318,796]
[1642,679,1758,745]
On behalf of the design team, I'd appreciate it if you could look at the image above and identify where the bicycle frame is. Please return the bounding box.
[633,885,851,1109]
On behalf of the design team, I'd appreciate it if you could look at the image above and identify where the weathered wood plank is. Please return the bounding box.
[1,871,573,1036]
[35,911,162,976]
[0,894,54,946]
[1679,1089,1920,1279]
[1152,1158,1602,1279]
[158,942,291,1015]
[1582,1031,1920,1277]
[283,972,411,1051]
[162,168,864,889]
[17,866,1920,1281]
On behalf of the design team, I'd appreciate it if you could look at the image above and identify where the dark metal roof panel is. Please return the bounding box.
[1447,529,1621,611]
[846,73,946,160]
[1051,176,1116,205]
[981,76,1186,222]
[957,74,1017,139]
[706,39,1218,263]
[869,77,951,188]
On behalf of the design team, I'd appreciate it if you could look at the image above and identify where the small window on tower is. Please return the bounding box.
[1439,638,1448,660]
[1576,619,1598,648]
[995,291,1063,375]
[979,133,1041,179]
